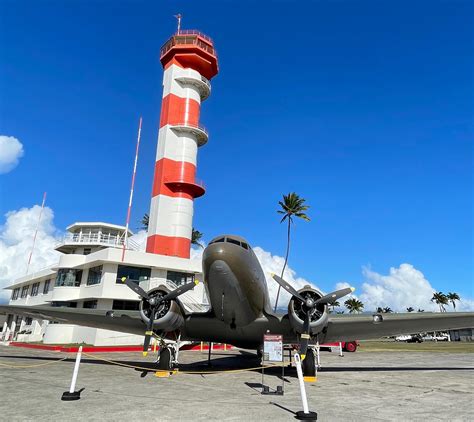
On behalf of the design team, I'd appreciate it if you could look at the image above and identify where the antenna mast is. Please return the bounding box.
[121,117,142,262]
[174,13,182,33]
[26,192,47,275]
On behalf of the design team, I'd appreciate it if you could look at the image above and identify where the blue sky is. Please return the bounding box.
[0,1,472,300]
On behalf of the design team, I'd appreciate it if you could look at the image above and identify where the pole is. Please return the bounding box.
[316,342,321,369]
[26,192,47,275]
[121,117,142,262]
[294,353,317,420]
[61,345,83,401]
[339,341,344,357]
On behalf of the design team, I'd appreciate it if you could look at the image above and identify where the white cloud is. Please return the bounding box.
[253,247,319,307]
[0,205,61,301]
[0,135,24,174]
[359,263,474,312]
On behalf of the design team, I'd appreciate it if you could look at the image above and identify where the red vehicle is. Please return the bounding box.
[320,341,359,352]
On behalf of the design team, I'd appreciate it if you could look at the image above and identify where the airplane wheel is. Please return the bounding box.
[158,347,173,370]
[345,341,357,352]
[302,348,316,377]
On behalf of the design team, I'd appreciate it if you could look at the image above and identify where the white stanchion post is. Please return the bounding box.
[316,342,321,369]
[61,345,83,401]
[339,342,344,357]
[294,353,317,421]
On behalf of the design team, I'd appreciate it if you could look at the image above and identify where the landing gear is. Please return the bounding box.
[302,348,316,378]
[157,346,173,370]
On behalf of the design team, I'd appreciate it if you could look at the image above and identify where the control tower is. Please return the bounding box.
[146,25,219,258]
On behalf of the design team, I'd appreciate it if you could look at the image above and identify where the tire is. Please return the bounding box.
[158,347,173,370]
[344,342,357,352]
[302,348,316,377]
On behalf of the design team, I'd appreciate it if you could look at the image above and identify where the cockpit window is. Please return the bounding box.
[210,238,225,244]
[226,238,241,246]
[241,242,249,250]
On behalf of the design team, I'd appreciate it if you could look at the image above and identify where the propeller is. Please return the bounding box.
[271,273,354,359]
[122,277,199,356]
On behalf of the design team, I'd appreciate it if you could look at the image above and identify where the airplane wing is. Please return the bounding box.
[322,312,474,342]
[0,305,145,336]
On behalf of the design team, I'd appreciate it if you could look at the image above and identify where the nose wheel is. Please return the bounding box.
[301,348,316,378]
[157,346,173,370]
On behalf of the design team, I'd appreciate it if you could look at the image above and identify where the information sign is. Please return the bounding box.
[263,334,283,362]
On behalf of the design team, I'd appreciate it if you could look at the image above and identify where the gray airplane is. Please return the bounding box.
[1,234,473,377]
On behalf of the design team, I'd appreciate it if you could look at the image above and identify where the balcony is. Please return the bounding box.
[170,122,209,146]
[160,30,215,58]
[175,72,211,100]
[164,177,206,198]
[56,232,140,253]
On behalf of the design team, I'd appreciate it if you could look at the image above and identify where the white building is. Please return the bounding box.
[2,222,207,346]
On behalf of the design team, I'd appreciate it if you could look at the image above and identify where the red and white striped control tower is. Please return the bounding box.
[146,28,219,258]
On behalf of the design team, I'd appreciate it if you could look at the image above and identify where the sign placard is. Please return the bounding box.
[263,334,283,362]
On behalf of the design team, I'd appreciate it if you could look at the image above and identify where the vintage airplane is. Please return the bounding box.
[1,234,473,377]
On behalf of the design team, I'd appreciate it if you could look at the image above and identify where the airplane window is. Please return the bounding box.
[241,242,248,250]
[210,238,225,244]
[226,238,241,246]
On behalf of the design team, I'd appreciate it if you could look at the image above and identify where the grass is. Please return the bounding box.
[358,340,474,353]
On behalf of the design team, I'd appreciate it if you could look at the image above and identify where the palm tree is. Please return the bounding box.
[431,292,448,312]
[376,307,384,314]
[330,301,340,313]
[383,307,393,313]
[274,192,310,311]
[141,213,149,230]
[191,229,204,249]
[446,292,460,311]
[406,307,415,313]
[417,308,425,312]
[344,298,364,314]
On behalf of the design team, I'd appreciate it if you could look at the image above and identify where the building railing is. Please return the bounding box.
[170,121,208,136]
[160,32,216,58]
[58,232,140,250]
[176,29,213,43]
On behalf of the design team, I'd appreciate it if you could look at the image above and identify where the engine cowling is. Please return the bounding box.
[138,287,184,333]
[288,285,329,335]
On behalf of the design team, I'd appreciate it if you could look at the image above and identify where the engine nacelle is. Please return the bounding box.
[138,287,184,333]
[288,286,329,335]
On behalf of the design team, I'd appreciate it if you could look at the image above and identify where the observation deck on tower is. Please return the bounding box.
[159,30,219,80]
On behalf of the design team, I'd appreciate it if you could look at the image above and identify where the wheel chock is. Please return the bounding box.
[155,370,178,378]
[303,376,317,383]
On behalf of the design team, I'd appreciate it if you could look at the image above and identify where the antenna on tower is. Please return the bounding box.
[26,192,47,275]
[174,13,182,33]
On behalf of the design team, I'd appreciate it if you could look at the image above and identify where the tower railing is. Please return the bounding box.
[160,33,215,58]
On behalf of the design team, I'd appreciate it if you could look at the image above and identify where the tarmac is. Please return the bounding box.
[0,344,472,421]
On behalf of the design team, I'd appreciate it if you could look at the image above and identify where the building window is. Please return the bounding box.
[15,315,22,325]
[87,266,103,286]
[31,282,40,296]
[55,269,83,287]
[20,286,29,298]
[11,288,20,300]
[43,280,51,294]
[25,317,33,326]
[116,265,151,284]
[83,300,98,309]
[167,271,194,287]
[112,300,140,311]
[83,248,92,255]
[51,301,78,308]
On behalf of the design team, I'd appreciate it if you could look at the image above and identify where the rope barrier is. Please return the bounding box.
[0,356,68,368]
[82,351,283,375]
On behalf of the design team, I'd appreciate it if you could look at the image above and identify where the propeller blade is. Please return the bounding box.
[300,313,311,360]
[157,279,199,304]
[123,277,150,300]
[271,274,305,303]
[315,287,355,305]
[143,306,156,356]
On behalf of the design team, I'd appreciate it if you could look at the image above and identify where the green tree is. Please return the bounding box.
[406,307,415,312]
[329,301,340,313]
[431,292,448,312]
[417,308,425,312]
[383,307,393,313]
[344,298,364,314]
[446,292,460,311]
[191,228,204,249]
[274,192,310,311]
[141,213,149,230]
